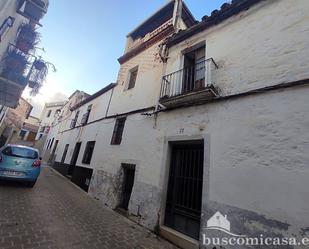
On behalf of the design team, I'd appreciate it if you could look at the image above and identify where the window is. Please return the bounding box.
[70,110,80,128]
[47,110,52,117]
[82,141,95,164]
[81,105,92,125]
[40,126,45,133]
[49,138,54,150]
[0,17,15,41]
[46,139,51,149]
[2,146,38,159]
[61,144,69,163]
[111,117,126,145]
[127,66,138,90]
[19,129,27,140]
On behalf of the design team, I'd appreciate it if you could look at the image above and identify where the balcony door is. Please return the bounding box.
[182,46,205,94]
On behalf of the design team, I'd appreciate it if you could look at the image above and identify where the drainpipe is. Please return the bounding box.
[153,43,169,128]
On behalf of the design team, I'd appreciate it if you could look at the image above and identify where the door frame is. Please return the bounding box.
[119,163,136,210]
[159,134,210,240]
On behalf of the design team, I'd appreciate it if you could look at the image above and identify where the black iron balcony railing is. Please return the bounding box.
[160,58,218,99]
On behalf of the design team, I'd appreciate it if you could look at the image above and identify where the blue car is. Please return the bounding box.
[0,144,41,187]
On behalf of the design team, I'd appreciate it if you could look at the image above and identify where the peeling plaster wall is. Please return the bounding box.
[158,86,309,248]
[86,85,309,239]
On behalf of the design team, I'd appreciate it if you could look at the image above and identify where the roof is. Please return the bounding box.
[29,115,40,121]
[68,90,90,100]
[128,0,196,39]
[118,1,196,64]
[166,0,264,47]
[45,101,67,108]
[70,83,117,111]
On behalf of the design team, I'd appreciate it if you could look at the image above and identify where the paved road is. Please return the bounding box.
[0,166,178,249]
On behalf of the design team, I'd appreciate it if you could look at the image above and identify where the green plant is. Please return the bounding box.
[16,23,40,53]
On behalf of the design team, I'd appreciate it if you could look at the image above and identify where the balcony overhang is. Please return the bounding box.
[0,77,27,108]
[159,85,218,109]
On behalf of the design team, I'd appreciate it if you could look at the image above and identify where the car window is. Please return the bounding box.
[2,146,38,159]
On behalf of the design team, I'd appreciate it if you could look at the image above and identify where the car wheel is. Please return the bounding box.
[27,181,36,188]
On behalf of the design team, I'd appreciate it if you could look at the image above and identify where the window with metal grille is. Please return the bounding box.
[111,117,126,145]
[127,67,138,90]
[82,141,95,164]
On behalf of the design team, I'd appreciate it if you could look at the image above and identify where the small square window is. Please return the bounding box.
[127,67,138,90]
[111,117,126,145]
[82,141,95,164]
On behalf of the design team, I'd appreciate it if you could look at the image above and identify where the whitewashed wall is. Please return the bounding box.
[52,0,309,244]
[166,0,309,96]
[107,39,164,116]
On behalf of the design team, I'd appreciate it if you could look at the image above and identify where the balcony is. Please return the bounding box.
[0,76,27,108]
[159,58,219,108]
[17,0,49,25]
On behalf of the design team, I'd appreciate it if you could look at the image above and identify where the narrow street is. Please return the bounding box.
[0,166,177,249]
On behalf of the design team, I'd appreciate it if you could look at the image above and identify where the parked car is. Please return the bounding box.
[0,144,41,187]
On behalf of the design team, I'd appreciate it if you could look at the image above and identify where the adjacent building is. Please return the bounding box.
[35,101,67,141]
[0,0,49,108]
[0,97,32,147]
[44,1,309,248]
[40,90,89,162]
[19,115,40,144]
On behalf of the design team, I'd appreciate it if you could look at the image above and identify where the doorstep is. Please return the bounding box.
[160,226,199,249]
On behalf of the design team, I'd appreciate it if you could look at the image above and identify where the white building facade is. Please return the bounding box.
[45,1,309,248]
[35,101,67,141]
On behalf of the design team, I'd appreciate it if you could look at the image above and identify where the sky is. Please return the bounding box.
[22,0,227,117]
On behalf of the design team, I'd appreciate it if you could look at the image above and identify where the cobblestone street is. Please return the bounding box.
[0,166,178,249]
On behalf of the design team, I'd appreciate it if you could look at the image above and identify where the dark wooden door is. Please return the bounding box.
[164,141,204,239]
[68,142,81,176]
[120,165,135,210]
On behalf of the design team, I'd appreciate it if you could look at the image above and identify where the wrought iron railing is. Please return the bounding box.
[160,58,218,99]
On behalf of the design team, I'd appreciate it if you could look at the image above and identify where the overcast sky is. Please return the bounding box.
[22,0,227,117]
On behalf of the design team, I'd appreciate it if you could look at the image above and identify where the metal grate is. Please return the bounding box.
[164,141,204,240]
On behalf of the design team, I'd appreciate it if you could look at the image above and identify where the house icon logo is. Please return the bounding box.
[206,211,246,237]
